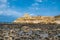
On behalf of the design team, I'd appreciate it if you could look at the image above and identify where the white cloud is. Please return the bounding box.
[0,11,3,14]
[0,0,7,3]
[32,3,39,6]
[28,2,40,11]
[30,13,36,16]
[5,9,21,17]
[0,0,7,9]
[0,9,21,17]
[0,4,6,8]
[0,0,21,17]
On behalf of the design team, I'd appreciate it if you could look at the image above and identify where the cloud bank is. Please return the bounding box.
[0,0,21,17]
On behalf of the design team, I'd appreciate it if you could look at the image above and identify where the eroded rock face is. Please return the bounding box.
[13,14,56,24]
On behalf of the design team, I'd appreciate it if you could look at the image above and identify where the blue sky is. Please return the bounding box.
[0,0,60,22]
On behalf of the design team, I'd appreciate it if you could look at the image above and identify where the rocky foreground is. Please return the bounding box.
[0,23,60,40]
